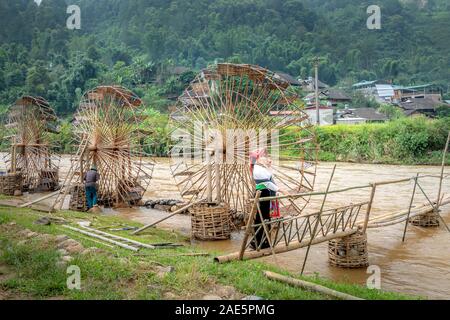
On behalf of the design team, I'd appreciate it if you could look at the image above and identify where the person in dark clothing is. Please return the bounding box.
[84,166,100,210]
[249,149,281,250]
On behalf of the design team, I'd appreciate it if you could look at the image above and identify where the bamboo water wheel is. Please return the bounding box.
[2,96,60,193]
[170,63,318,215]
[53,86,154,210]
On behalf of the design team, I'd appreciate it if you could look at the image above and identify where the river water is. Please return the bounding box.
[135,159,450,299]
[3,155,449,299]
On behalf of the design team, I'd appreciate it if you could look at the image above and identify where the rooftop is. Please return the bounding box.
[337,107,388,121]
[324,89,351,101]
[397,97,448,110]
[274,72,301,86]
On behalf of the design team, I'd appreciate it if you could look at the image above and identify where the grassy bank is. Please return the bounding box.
[280,116,450,165]
[0,206,417,300]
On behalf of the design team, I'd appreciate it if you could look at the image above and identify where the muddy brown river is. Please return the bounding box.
[3,155,449,299]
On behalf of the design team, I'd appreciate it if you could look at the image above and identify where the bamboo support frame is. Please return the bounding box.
[215,169,450,264]
[215,229,358,263]
[239,190,261,260]
[403,173,419,242]
[362,183,377,233]
[301,164,336,274]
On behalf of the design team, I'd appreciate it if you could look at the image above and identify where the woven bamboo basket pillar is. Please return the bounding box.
[409,212,440,227]
[69,184,87,212]
[0,173,23,196]
[328,231,369,268]
[189,202,231,240]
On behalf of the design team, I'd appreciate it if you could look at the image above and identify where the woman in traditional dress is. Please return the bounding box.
[249,149,281,249]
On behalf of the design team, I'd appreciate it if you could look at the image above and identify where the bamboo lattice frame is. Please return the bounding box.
[52,86,154,210]
[245,202,367,252]
[2,96,60,192]
[170,63,318,214]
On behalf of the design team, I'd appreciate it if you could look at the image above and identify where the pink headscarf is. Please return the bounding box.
[249,148,267,174]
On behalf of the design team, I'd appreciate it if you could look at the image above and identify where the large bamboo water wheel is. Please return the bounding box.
[53,86,154,210]
[2,96,60,193]
[170,63,318,215]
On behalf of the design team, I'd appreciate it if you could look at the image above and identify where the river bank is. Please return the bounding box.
[0,204,414,300]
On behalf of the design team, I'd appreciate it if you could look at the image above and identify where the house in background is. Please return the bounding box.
[352,80,380,90]
[270,107,334,126]
[303,89,351,107]
[335,107,388,125]
[374,84,395,103]
[303,106,334,125]
[397,96,449,117]
[323,89,352,107]
[393,84,443,102]
[274,72,302,87]
[300,77,329,92]
[303,92,327,106]
[352,80,396,103]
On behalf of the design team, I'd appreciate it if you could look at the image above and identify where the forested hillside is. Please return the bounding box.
[0,0,449,114]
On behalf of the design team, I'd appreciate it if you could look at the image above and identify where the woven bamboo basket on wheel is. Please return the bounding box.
[328,231,369,268]
[189,202,231,240]
[38,169,59,192]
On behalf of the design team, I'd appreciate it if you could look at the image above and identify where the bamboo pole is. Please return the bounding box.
[367,197,450,228]
[215,161,221,202]
[214,229,358,263]
[19,190,60,208]
[361,197,445,224]
[255,195,278,263]
[301,164,336,275]
[362,183,377,233]
[437,131,450,211]
[257,176,423,203]
[206,151,212,202]
[79,225,155,249]
[132,201,199,235]
[62,225,139,251]
[239,190,261,260]
[435,131,450,233]
[402,173,419,242]
[264,271,363,300]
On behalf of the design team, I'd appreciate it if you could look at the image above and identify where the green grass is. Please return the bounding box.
[0,206,419,300]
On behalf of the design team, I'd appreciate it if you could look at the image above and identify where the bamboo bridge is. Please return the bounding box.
[215,171,450,268]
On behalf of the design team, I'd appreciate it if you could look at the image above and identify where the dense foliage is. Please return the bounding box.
[313,116,450,164]
[0,0,449,115]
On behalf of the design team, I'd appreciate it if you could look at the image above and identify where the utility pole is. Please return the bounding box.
[313,57,320,126]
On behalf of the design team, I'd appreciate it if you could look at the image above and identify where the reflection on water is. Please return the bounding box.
[7,154,450,299]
